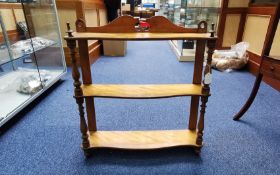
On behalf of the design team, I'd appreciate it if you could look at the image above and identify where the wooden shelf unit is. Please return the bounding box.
[64,16,217,157]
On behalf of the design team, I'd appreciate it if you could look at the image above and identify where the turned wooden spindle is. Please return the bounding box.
[210,23,215,37]
[196,96,208,146]
[196,26,216,147]
[66,23,90,150]
[66,22,73,37]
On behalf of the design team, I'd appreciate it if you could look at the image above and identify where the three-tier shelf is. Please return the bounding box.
[64,16,217,157]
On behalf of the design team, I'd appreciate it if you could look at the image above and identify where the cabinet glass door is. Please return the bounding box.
[21,0,66,88]
[0,0,66,126]
[0,8,42,123]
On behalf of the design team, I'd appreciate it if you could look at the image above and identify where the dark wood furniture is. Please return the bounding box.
[217,0,248,50]
[64,16,217,157]
[216,1,280,91]
[233,3,280,120]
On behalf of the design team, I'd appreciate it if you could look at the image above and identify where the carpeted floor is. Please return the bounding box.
[0,41,280,175]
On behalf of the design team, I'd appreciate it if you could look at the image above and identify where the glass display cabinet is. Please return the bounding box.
[159,0,221,61]
[0,0,66,127]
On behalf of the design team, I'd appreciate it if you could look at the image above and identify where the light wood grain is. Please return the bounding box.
[222,14,241,47]
[88,130,200,149]
[243,15,270,55]
[270,20,280,57]
[228,0,250,8]
[65,32,215,41]
[81,84,204,99]
[64,15,217,155]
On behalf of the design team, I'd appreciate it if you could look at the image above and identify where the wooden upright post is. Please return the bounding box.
[196,23,216,150]
[76,19,97,132]
[189,40,206,130]
[66,23,90,153]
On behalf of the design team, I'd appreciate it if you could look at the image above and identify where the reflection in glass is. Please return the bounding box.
[0,0,66,125]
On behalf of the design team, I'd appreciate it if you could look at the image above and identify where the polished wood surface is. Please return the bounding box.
[65,16,217,156]
[78,16,207,33]
[78,40,97,131]
[233,74,263,120]
[65,32,215,41]
[66,31,90,151]
[56,0,107,66]
[146,16,207,33]
[233,3,280,120]
[84,15,138,33]
[197,38,216,145]
[56,0,105,9]
[189,40,206,130]
[261,56,280,81]
[247,51,280,91]
[0,2,22,9]
[81,84,204,99]
[88,130,200,149]
[0,30,20,43]
[65,16,215,41]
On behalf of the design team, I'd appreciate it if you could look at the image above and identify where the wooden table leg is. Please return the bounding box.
[233,74,263,121]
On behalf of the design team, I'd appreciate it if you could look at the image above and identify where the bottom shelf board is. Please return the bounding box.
[89,130,200,149]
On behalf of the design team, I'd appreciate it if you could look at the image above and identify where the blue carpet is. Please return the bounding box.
[0,41,280,175]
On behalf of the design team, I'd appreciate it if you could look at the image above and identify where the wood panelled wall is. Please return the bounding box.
[217,0,280,91]
[56,0,107,66]
[0,3,25,43]
[243,5,280,91]
[217,0,249,49]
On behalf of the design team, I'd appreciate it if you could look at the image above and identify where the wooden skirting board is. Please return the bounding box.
[0,30,21,43]
[64,40,101,66]
[247,51,280,92]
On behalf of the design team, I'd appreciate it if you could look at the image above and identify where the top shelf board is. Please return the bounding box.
[65,32,216,41]
[64,16,217,41]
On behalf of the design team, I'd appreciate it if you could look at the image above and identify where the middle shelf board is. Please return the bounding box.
[81,84,205,99]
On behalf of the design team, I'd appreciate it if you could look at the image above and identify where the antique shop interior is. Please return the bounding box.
[0,0,280,174]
